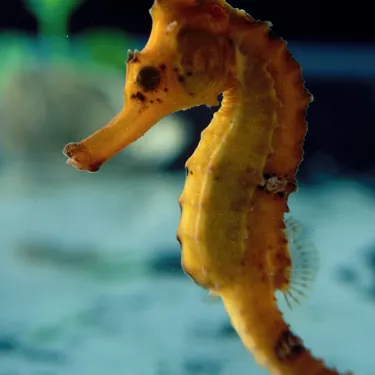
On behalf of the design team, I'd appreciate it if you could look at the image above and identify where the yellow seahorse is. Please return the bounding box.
[63,0,353,374]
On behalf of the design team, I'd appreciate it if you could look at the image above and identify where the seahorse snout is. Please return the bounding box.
[63,142,102,172]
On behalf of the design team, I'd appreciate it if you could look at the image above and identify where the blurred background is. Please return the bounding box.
[0,0,375,374]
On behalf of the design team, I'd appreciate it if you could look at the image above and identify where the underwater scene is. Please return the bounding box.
[1,0,375,374]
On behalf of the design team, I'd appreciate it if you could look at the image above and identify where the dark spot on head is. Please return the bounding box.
[150,100,154,103]
[173,67,179,72]
[263,172,271,180]
[227,37,233,45]
[277,191,285,198]
[189,92,194,96]
[275,329,305,361]
[187,71,192,76]
[136,66,161,91]
[156,98,162,103]
[160,64,167,71]
[178,75,185,83]
[164,87,169,92]
[134,91,146,102]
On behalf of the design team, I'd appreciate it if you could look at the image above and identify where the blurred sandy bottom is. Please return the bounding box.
[0,168,374,375]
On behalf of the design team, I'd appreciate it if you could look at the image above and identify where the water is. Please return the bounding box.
[0,163,374,374]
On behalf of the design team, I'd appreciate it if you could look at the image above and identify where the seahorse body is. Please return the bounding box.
[63,1,352,374]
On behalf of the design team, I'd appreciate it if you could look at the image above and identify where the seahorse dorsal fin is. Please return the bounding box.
[282,216,320,309]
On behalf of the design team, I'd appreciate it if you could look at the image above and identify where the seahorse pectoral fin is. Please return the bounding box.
[281,216,320,309]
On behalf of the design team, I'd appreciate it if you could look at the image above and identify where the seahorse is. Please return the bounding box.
[63,0,353,374]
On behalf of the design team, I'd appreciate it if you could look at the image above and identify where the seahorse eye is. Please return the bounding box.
[136,66,161,91]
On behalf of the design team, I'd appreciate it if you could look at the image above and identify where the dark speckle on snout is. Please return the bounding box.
[131,91,146,102]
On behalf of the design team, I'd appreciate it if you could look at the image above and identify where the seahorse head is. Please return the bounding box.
[126,0,235,108]
[63,0,236,172]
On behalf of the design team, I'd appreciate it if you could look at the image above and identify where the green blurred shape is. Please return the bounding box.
[25,0,80,15]
[30,325,63,343]
[22,0,140,69]
[24,0,83,35]
[0,32,33,90]
[78,30,141,70]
